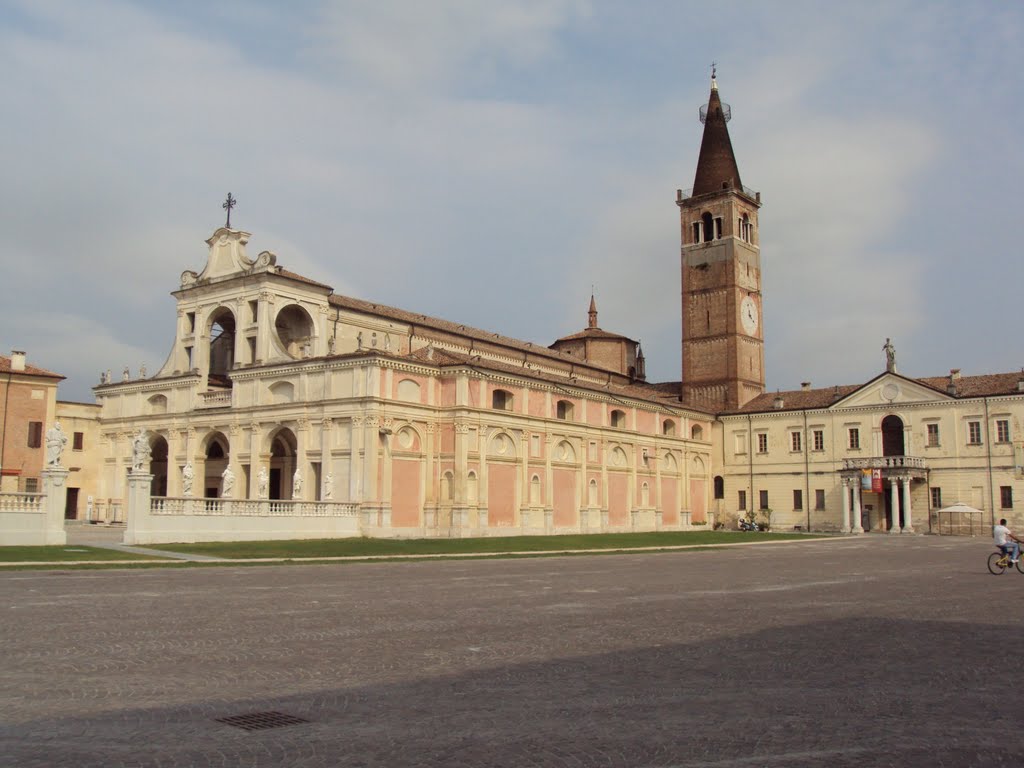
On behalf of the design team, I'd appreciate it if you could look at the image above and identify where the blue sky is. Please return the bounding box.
[1,0,1022,401]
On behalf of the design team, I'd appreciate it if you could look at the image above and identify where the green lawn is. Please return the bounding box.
[147,530,822,559]
[0,546,171,563]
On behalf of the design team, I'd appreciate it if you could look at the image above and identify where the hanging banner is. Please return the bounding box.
[861,469,872,490]
[872,469,883,493]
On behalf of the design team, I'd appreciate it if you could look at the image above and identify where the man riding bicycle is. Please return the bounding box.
[994,518,1021,564]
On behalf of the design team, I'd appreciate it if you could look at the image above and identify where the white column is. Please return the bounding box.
[902,476,914,533]
[840,477,851,533]
[41,468,69,545]
[852,482,863,533]
[889,477,901,534]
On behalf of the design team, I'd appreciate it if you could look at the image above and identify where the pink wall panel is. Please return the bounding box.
[661,478,678,525]
[690,478,706,523]
[635,410,655,433]
[608,473,629,526]
[440,425,454,454]
[528,390,547,417]
[440,380,456,407]
[487,464,516,527]
[392,459,421,527]
[553,469,576,527]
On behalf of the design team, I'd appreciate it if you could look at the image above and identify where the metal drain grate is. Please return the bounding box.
[215,711,310,731]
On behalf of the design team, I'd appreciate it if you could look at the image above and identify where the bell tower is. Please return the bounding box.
[677,70,764,411]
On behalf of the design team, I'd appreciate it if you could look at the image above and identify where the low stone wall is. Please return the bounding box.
[126,495,362,544]
[0,469,68,546]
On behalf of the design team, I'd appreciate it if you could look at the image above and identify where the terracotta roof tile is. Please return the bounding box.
[0,355,64,380]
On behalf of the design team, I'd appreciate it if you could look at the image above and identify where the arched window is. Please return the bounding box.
[530,475,541,506]
[441,471,454,503]
[691,424,704,440]
[662,419,676,436]
[701,212,714,243]
[207,308,236,382]
[148,394,168,414]
[274,304,314,359]
[467,471,479,503]
[610,409,626,428]
[714,475,725,499]
[641,481,650,507]
[492,389,513,411]
[556,400,574,420]
[588,478,599,507]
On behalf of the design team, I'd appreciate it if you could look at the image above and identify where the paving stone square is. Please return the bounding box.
[2,535,1023,767]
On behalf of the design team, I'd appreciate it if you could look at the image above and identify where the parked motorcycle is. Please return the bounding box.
[738,518,760,532]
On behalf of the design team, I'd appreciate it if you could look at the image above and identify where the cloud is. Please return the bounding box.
[307,0,590,91]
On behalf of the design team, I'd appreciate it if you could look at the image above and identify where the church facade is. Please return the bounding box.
[91,225,714,543]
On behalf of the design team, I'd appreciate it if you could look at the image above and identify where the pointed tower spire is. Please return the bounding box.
[588,293,599,329]
[692,71,743,196]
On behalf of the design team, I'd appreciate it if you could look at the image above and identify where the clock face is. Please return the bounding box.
[740,296,758,335]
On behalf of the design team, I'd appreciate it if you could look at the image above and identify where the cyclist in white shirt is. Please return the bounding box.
[994,519,1021,563]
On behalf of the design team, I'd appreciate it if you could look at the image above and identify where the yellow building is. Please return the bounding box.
[714,368,1024,534]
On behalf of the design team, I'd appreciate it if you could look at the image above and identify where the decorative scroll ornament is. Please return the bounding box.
[253,250,277,271]
[180,270,198,288]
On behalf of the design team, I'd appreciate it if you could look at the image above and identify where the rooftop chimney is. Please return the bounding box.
[773,394,784,409]
[10,350,25,371]
[801,382,811,391]
[947,369,960,395]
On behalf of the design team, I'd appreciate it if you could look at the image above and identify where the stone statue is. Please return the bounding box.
[131,429,150,472]
[323,472,334,500]
[182,463,195,496]
[99,371,107,384]
[328,335,336,354]
[257,467,268,499]
[292,468,303,499]
[106,369,112,384]
[139,364,147,379]
[45,422,68,467]
[222,465,235,498]
[356,331,363,351]
[122,366,130,382]
[883,338,896,372]
[384,333,391,351]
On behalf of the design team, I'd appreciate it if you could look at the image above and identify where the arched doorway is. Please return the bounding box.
[149,435,169,496]
[881,416,905,531]
[269,428,297,500]
[882,415,905,456]
[204,432,229,498]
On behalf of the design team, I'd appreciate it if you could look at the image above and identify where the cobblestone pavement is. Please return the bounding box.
[2,535,1022,767]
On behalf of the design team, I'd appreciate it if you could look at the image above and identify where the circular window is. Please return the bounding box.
[275,305,314,359]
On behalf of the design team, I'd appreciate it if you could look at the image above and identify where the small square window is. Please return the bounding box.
[24,478,39,493]
[790,432,802,452]
[997,420,1011,443]
[73,432,84,451]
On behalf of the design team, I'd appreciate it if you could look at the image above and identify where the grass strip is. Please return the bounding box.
[146,530,821,559]
[0,545,171,563]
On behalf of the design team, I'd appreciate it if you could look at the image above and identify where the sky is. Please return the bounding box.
[1,0,1022,402]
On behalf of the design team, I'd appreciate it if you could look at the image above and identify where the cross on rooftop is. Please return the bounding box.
[222,192,237,228]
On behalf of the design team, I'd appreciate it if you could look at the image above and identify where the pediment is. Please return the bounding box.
[832,373,950,409]
[180,228,278,288]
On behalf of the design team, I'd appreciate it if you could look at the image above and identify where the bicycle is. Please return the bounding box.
[987,549,1024,575]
